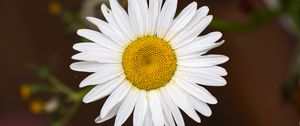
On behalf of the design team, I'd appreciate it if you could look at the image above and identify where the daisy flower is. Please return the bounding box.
[70,0,228,125]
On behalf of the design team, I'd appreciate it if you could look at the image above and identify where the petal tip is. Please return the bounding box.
[201,6,209,10]
[205,111,212,117]
[76,29,85,36]
[85,16,93,20]
[206,15,213,20]
[69,63,76,71]
[224,56,229,62]
[211,99,218,104]
[94,116,102,123]
[79,82,86,88]
[82,96,92,103]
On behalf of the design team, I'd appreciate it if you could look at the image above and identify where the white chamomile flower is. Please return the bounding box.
[70,0,229,125]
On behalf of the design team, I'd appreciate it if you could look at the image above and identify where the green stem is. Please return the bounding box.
[30,66,76,96]
[48,75,75,96]
[69,86,93,101]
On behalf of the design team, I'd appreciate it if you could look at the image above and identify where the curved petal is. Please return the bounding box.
[77,29,122,52]
[101,4,131,45]
[161,87,185,126]
[176,32,223,56]
[174,75,218,104]
[159,92,175,126]
[101,4,118,28]
[148,0,162,35]
[156,0,178,38]
[70,61,120,73]
[133,91,148,126]
[79,67,122,88]
[137,0,149,35]
[148,90,164,126]
[73,42,105,52]
[71,51,122,64]
[177,66,228,76]
[83,75,125,103]
[115,88,139,126]
[101,81,132,118]
[164,2,196,40]
[177,52,202,61]
[109,0,137,40]
[178,54,229,67]
[185,6,209,30]
[128,0,144,36]
[144,105,153,126]
[171,16,213,49]
[176,70,227,86]
[165,84,201,123]
[177,40,224,57]
[95,103,121,123]
[85,17,126,47]
[187,94,212,117]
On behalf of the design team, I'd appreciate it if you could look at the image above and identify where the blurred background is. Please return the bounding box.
[0,0,299,125]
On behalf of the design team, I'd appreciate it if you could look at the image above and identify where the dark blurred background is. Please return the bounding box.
[0,0,299,125]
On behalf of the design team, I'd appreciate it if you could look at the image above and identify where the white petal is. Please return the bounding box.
[160,87,185,126]
[148,90,164,126]
[173,76,218,104]
[165,84,201,123]
[177,53,201,61]
[178,55,229,67]
[178,40,224,57]
[187,95,212,117]
[178,66,228,76]
[208,66,227,76]
[101,82,132,118]
[101,4,118,28]
[164,2,196,40]
[128,0,144,36]
[137,0,149,35]
[164,118,171,126]
[85,17,127,47]
[73,42,104,52]
[148,0,162,35]
[144,105,153,126]
[176,32,223,56]
[95,103,121,123]
[71,51,122,63]
[109,0,137,40]
[77,29,122,52]
[127,0,138,36]
[70,61,120,73]
[159,92,175,126]
[115,88,139,126]
[171,16,213,49]
[184,6,209,30]
[79,67,122,88]
[101,4,131,45]
[156,0,178,38]
[177,69,227,86]
[83,75,125,103]
[133,91,148,126]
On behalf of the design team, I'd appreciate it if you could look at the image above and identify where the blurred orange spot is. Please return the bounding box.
[48,1,62,15]
[20,84,30,100]
[29,99,43,114]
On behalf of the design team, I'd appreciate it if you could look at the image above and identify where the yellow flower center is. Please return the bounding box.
[122,36,177,91]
